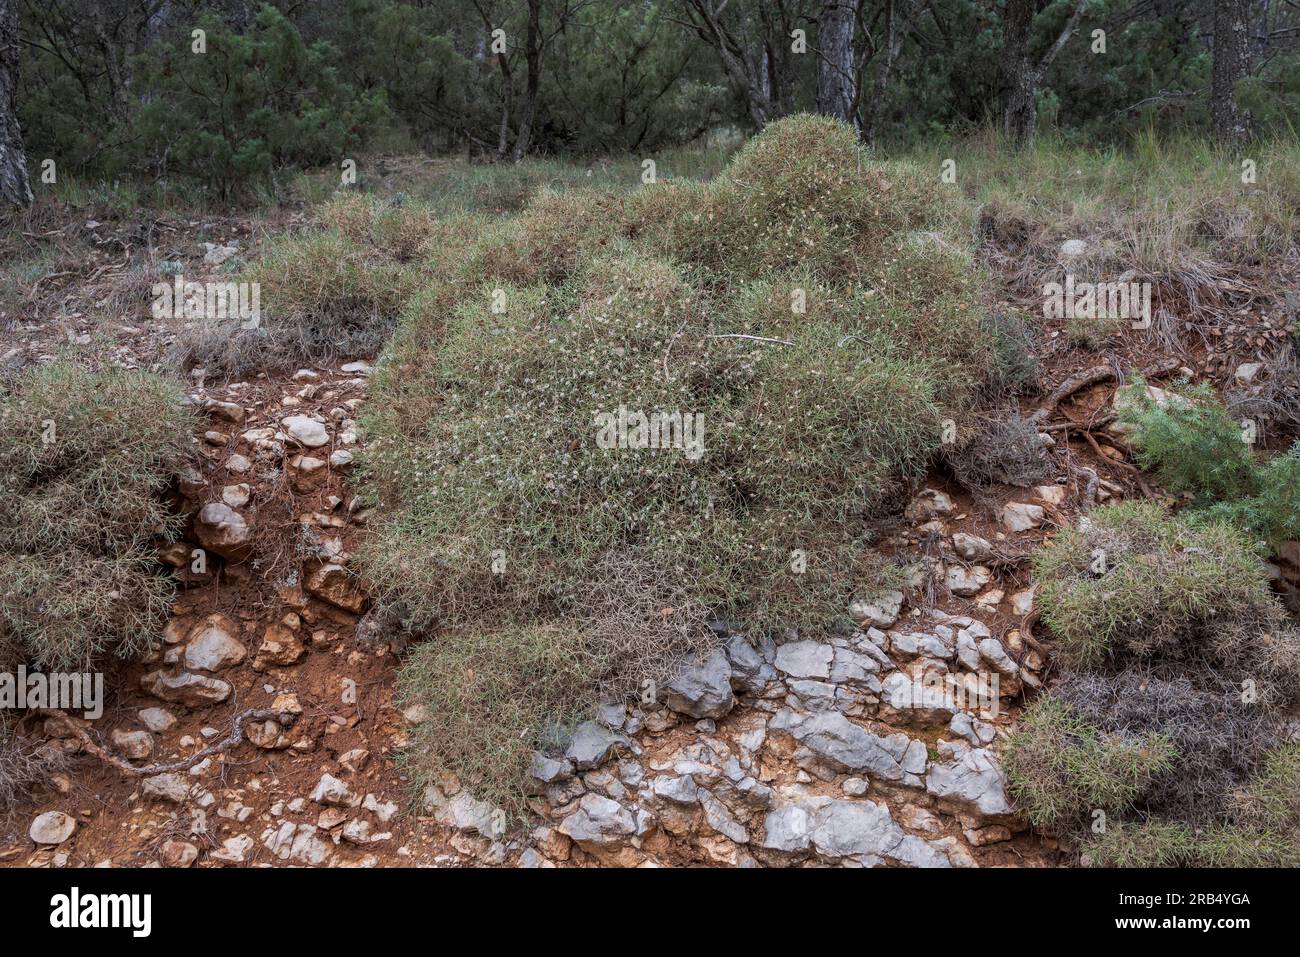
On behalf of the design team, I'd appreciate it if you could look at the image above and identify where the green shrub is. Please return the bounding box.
[0,361,194,670]
[1081,819,1194,867]
[170,229,419,377]
[1022,500,1300,867]
[1031,502,1299,696]
[1119,378,1258,504]
[133,7,384,198]
[1118,377,1300,547]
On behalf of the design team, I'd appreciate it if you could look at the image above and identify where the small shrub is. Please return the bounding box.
[943,409,1051,492]
[1081,819,1194,867]
[1118,377,1300,548]
[981,311,1041,397]
[362,116,996,809]
[1051,667,1278,823]
[170,229,419,377]
[1004,696,1177,829]
[1119,378,1258,504]
[0,720,65,815]
[0,360,194,670]
[1032,502,1300,698]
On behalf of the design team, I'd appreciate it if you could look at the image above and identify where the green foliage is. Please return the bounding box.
[1119,378,1258,503]
[133,7,383,196]
[1118,377,1300,547]
[0,360,194,670]
[1004,696,1177,829]
[1023,498,1300,867]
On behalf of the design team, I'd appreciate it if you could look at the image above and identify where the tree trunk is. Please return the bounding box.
[863,0,911,146]
[816,1,859,130]
[1001,0,1087,147]
[1211,0,1251,143]
[0,0,32,207]
[510,0,542,161]
[1000,0,1037,145]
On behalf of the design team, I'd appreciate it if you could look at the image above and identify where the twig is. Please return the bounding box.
[703,333,794,346]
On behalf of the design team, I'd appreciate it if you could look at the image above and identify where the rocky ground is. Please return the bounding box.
[3,210,1291,869]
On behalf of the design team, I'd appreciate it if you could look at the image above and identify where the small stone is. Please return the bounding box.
[310,773,355,807]
[1060,239,1088,257]
[194,502,252,562]
[1034,484,1066,506]
[183,614,247,671]
[1000,502,1045,532]
[946,564,992,597]
[329,449,354,469]
[304,563,367,613]
[138,708,176,733]
[905,489,955,522]
[141,670,232,707]
[565,722,630,771]
[951,533,992,561]
[142,773,192,804]
[281,415,330,448]
[1235,362,1262,385]
[29,811,76,845]
[221,484,251,508]
[849,590,903,628]
[111,729,154,759]
[160,839,199,866]
[253,624,306,670]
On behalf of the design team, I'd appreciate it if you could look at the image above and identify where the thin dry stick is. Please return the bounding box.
[43,707,281,777]
[703,333,794,346]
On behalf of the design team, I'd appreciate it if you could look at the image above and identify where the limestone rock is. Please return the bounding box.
[141,670,232,707]
[194,502,253,562]
[29,811,76,845]
[663,649,735,719]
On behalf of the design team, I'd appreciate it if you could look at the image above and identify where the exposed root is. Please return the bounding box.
[42,707,282,778]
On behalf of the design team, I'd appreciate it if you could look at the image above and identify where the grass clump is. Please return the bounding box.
[0,719,65,816]
[359,115,997,811]
[170,218,422,377]
[0,360,194,671]
[1117,377,1300,549]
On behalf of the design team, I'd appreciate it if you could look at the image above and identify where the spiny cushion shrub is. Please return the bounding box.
[1031,501,1300,698]
[359,115,997,808]
[628,115,947,284]
[1118,377,1300,548]
[0,360,195,670]
[1012,501,1300,866]
[1003,695,1177,829]
[170,226,420,377]
[1081,744,1300,867]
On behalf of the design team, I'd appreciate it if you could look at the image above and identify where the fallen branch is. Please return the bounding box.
[43,707,281,777]
[1029,358,1182,425]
